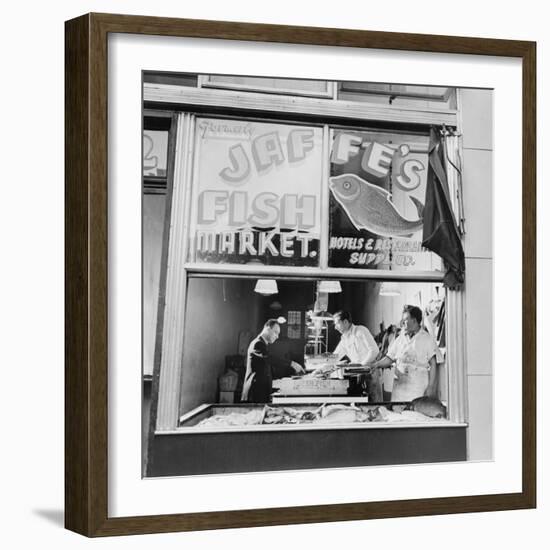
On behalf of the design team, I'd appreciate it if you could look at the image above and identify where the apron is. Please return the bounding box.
[391,337,430,401]
[391,364,430,401]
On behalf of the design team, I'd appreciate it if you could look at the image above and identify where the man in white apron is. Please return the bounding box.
[368,305,442,401]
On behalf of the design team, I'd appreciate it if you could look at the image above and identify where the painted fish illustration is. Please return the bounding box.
[329,173,424,238]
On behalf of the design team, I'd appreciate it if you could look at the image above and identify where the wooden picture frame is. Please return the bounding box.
[65,12,536,537]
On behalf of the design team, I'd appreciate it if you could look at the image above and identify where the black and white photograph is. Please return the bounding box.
[142,73,492,477]
[2,0,544,544]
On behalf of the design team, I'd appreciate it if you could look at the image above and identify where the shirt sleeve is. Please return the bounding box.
[333,338,346,359]
[423,333,443,364]
[386,334,400,361]
[357,326,379,364]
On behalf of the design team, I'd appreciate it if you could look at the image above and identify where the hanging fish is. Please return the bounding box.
[329,173,424,238]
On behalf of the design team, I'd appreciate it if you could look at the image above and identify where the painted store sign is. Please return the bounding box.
[143,130,169,177]
[329,130,442,272]
[189,118,323,266]
[187,120,442,273]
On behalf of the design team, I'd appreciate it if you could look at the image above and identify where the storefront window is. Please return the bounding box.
[178,276,447,425]
[142,114,174,376]
[172,115,450,425]
[141,74,478,478]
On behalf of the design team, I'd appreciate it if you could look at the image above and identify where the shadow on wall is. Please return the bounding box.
[32,509,65,527]
[260,279,315,363]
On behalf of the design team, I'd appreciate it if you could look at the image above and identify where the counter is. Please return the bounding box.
[146,403,467,477]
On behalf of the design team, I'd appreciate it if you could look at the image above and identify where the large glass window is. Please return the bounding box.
[173,115,450,425]
[142,114,173,376]
[178,276,447,423]
[145,112,460,437]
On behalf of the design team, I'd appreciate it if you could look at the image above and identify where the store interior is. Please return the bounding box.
[178,276,446,416]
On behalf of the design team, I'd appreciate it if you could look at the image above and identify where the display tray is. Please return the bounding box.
[176,403,460,433]
[150,402,467,476]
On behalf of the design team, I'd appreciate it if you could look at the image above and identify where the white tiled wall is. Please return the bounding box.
[460,88,494,461]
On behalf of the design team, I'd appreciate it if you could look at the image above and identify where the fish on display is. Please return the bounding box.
[329,173,424,238]
[407,396,447,418]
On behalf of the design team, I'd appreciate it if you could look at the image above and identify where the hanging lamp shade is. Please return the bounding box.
[309,310,334,321]
[379,281,401,297]
[254,279,278,295]
[317,280,342,293]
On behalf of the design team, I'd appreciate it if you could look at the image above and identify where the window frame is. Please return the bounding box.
[198,74,336,98]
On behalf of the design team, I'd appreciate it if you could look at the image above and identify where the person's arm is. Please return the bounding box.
[368,333,399,369]
[370,355,394,369]
[268,349,305,378]
[249,339,267,374]
[357,327,379,365]
[333,338,346,361]
[290,360,305,374]
[424,356,438,397]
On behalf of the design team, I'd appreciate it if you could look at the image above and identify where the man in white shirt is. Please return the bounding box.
[332,310,379,365]
[330,310,380,400]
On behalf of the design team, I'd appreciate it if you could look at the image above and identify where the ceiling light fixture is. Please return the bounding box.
[317,280,342,293]
[254,279,278,295]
